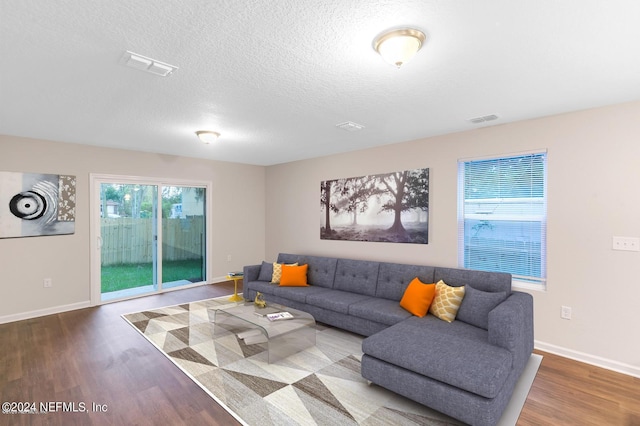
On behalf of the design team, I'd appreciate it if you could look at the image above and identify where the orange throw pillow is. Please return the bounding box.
[400,277,436,317]
[279,264,309,286]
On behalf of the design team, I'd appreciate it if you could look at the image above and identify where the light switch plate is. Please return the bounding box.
[612,236,640,252]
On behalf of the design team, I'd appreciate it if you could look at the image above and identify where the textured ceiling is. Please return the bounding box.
[1,0,640,166]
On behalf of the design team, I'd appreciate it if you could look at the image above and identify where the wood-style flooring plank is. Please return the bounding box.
[518,350,640,426]
[1,283,241,426]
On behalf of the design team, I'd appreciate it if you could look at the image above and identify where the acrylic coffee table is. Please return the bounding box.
[210,302,316,363]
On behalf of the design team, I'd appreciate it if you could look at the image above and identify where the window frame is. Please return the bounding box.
[457,150,548,291]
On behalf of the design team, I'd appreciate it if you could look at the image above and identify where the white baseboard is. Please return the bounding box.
[0,300,91,324]
[535,340,640,378]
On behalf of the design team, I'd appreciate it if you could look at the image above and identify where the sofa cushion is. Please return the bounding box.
[277,253,300,264]
[457,285,507,329]
[271,285,332,303]
[429,280,466,323]
[399,277,436,317]
[257,261,274,282]
[376,262,436,301]
[271,262,298,283]
[361,316,513,398]
[349,298,412,326]
[306,290,372,314]
[334,259,380,296]
[280,264,309,286]
[282,254,338,288]
[434,267,511,294]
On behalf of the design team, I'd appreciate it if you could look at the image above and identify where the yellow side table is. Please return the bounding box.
[226,275,244,302]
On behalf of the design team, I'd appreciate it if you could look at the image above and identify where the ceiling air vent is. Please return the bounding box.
[336,121,365,132]
[122,51,178,77]
[468,114,499,124]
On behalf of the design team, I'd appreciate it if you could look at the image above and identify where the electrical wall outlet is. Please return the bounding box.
[43,278,52,288]
[227,254,232,262]
[612,236,640,252]
[561,306,572,320]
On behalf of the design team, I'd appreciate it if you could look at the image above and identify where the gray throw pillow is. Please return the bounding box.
[456,285,507,329]
[258,261,274,282]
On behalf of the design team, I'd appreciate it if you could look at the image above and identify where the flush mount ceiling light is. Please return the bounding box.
[195,131,220,144]
[373,28,426,68]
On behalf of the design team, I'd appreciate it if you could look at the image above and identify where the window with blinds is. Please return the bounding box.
[457,151,547,288]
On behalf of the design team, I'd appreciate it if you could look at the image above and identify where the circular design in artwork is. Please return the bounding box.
[9,191,48,220]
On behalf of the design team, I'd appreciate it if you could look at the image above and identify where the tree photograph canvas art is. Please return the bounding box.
[320,168,429,244]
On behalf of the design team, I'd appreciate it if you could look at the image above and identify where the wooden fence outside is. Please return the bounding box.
[101,218,205,266]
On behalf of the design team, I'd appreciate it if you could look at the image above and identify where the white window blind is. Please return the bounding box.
[457,151,547,287]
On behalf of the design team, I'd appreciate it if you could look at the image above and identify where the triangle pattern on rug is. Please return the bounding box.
[264,384,316,426]
[131,319,150,333]
[384,406,455,425]
[238,338,268,359]
[160,330,188,352]
[155,311,190,326]
[317,354,364,383]
[168,326,190,345]
[224,369,289,398]
[292,373,354,422]
[188,322,214,346]
[141,311,168,319]
[168,346,215,367]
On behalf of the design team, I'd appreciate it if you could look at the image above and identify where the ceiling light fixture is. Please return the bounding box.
[195,131,220,144]
[373,28,426,68]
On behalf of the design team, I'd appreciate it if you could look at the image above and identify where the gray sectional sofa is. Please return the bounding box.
[243,253,534,426]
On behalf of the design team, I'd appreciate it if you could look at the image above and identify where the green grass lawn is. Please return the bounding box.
[101,259,204,293]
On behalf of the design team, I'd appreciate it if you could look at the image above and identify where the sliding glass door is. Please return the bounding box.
[99,183,158,300]
[161,186,206,291]
[90,175,210,304]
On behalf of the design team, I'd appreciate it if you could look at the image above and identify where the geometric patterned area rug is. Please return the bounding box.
[122,296,541,426]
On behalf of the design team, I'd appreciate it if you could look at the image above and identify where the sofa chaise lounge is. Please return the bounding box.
[243,253,534,426]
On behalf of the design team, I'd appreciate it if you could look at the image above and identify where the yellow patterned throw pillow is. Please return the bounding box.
[429,280,466,323]
[271,262,298,284]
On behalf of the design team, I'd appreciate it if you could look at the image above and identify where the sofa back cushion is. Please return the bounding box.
[376,262,436,301]
[278,253,337,288]
[456,285,507,329]
[257,261,274,282]
[334,259,380,296]
[434,267,511,293]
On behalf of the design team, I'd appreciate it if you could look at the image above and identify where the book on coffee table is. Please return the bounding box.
[267,311,294,321]
[243,333,268,345]
[237,329,268,345]
[237,329,262,339]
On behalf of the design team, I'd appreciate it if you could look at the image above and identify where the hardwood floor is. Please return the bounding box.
[520,351,640,426]
[1,283,241,426]
[1,283,638,425]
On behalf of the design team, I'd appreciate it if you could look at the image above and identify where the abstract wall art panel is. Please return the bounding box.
[0,171,76,239]
[321,168,429,244]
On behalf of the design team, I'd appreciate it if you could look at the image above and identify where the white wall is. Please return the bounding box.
[0,135,266,321]
[265,101,640,376]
